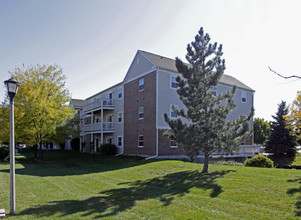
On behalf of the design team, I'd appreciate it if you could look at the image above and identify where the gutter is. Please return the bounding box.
[145,129,159,160]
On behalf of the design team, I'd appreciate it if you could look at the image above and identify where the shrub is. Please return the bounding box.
[244,154,274,168]
[100,144,117,156]
[0,148,9,161]
[71,138,80,152]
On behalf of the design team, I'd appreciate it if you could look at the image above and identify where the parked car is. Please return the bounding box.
[16,144,26,149]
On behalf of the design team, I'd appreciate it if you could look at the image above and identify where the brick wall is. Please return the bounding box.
[124,71,157,156]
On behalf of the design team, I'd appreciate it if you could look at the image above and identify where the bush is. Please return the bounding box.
[244,154,274,168]
[100,144,117,156]
[0,148,9,161]
[71,138,80,152]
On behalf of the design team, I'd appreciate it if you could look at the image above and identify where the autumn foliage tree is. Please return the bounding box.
[2,64,75,160]
[285,91,301,143]
[164,27,253,173]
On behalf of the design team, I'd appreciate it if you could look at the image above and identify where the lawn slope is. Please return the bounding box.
[0,151,300,219]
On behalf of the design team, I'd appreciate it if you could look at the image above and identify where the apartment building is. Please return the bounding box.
[78,50,256,158]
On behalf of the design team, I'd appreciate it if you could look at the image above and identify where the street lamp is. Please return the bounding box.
[4,77,20,216]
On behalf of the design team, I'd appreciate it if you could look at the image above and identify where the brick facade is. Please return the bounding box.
[124,71,157,156]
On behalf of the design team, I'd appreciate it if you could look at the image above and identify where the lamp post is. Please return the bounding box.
[4,77,20,216]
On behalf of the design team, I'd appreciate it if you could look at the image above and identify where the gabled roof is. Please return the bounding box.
[139,50,255,92]
[70,99,86,107]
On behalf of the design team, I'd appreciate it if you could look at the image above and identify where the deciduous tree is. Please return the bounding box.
[285,91,301,143]
[164,27,253,173]
[9,64,75,160]
[253,117,270,145]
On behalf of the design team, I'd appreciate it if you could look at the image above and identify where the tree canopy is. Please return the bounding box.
[1,64,75,159]
[164,27,253,173]
[253,117,270,145]
[285,91,301,143]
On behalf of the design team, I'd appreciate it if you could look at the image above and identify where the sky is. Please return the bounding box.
[1,0,301,121]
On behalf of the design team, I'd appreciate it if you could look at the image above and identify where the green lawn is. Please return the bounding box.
[0,151,300,219]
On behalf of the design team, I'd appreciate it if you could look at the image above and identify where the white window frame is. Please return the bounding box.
[138,135,144,148]
[139,78,144,91]
[118,87,123,99]
[170,140,178,148]
[138,107,144,120]
[117,112,123,123]
[170,105,179,118]
[170,75,178,89]
[117,136,123,147]
[241,91,247,103]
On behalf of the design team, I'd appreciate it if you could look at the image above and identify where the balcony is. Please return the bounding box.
[83,122,114,133]
[83,98,114,112]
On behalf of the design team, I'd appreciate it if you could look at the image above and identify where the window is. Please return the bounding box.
[138,107,144,120]
[108,92,113,100]
[170,140,178,148]
[118,88,123,99]
[118,136,123,147]
[139,78,144,91]
[170,105,179,118]
[118,112,123,123]
[241,91,247,103]
[138,135,144,148]
[170,75,178,89]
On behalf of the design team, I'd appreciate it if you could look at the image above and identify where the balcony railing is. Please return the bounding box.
[83,122,114,132]
[83,98,114,112]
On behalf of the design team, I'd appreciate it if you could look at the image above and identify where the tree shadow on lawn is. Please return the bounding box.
[19,170,234,218]
[287,177,301,217]
[0,154,152,177]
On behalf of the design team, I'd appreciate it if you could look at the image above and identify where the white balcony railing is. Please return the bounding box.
[83,122,114,133]
[83,98,114,112]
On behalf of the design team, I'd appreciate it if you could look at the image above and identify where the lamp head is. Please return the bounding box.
[4,77,20,99]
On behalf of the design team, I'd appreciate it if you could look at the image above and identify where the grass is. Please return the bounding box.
[0,151,300,219]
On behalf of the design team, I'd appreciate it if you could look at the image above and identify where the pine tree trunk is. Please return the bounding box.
[202,152,209,173]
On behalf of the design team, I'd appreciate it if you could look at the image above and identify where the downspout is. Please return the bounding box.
[146,67,159,160]
[145,129,159,160]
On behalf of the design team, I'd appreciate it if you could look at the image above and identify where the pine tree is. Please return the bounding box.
[265,101,296,162]
[164,27,253,173]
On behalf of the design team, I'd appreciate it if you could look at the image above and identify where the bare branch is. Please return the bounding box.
[268,66,301,79]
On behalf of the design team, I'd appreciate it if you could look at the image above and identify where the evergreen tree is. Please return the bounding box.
[265,101,296,162]
[164,27,253,173]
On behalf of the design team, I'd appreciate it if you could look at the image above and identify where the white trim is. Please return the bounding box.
[241,91,247,103]
[118,87,123,99]
[170,140,178,149]
[138,78,144,91]
[117,111,123,124]
[138,135,144,148]
[117,136,123,147]
[124,69,156,85]
[138,107,144,120]
[170,74,178,90]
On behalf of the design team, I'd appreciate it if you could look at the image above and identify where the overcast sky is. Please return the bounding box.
[1,0,301,121]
